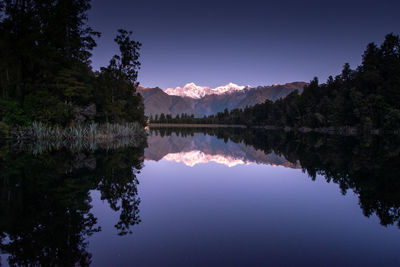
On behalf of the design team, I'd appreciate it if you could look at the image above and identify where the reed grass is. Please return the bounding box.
[12,122,145,140]
[9,122,147,154]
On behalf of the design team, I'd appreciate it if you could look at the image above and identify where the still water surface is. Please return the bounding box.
[1,128,400,266]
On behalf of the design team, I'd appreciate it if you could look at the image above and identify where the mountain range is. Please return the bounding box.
[138,82,306,117]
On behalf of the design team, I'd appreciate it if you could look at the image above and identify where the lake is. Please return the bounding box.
[1,128,400,266]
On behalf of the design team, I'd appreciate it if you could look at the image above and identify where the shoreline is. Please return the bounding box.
[149,123,247,128]
[149,123,397,135]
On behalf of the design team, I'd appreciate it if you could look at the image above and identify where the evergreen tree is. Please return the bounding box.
[0,1,145,126]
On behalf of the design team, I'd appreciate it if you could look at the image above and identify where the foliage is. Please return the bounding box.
[0,120,9,137]
[0,0,145,127]
[0,99,30,126]
[94,30,145,125]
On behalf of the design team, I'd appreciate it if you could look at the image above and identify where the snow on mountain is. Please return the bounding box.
[165,83,212,99]
[165,82,250,99]
[213,82,249,94]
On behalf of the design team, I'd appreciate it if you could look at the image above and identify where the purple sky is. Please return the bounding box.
[89,0,400,89]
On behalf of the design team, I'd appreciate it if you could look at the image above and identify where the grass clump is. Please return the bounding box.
[9,122,147,153]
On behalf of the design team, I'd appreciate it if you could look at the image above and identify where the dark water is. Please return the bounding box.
[1,128,400,266]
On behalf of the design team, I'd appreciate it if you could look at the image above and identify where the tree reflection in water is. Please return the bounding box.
[1,128,400,265]
[0,143,146,266]
[152,127,400,229]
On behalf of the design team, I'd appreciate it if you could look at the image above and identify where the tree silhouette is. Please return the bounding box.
[0,143,146,265]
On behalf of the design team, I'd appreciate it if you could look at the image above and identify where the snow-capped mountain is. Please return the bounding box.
[138,82,307,117]
[165,82,249,99]
[214,82,250,95]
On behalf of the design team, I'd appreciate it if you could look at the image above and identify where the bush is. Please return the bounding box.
[0,121,9,138]
[23,95,73,125]
[0,100,30,126]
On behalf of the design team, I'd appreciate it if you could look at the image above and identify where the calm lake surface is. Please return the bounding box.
[1,128,400,266]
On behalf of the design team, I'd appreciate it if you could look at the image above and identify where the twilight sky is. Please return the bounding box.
[89,0,400,89]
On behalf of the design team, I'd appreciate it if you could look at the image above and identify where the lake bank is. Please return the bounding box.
[149,123,247,128]
[148,123,393,135]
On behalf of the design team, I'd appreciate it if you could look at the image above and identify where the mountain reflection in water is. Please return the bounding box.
[148,127,400,229]
[145,130,301,168]
[0,127,400,266]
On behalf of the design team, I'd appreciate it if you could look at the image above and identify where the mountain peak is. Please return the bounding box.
[165,82,250,99]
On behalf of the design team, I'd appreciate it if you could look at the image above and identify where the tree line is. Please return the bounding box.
[151,34,400,131]
[0,0,146,134]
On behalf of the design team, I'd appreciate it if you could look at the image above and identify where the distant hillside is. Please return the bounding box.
[138,82,306,117]
[138,87,194,116]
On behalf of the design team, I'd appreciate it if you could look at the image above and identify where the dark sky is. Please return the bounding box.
[89,0,400,88]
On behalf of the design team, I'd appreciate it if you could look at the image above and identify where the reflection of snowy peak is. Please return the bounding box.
[145,132,301,168]
[163,150,250,167]
[165,82,249,99]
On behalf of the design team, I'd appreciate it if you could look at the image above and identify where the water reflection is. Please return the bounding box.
[0,128,400,265]
[150,127,400,229]
[0,144,145,266]
[146,129,301,168]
